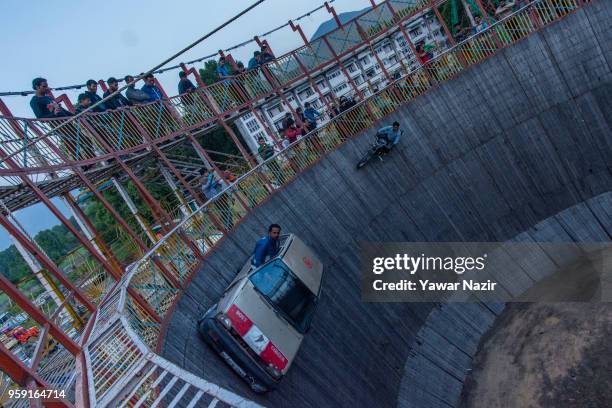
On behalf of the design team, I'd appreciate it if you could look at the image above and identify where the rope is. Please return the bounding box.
[0,0,335,97]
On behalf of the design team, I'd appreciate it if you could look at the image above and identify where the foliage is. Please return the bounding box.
[199,60,220,86]
[198,59,244,86]
[0,220,80,284]
[195,59,252,168]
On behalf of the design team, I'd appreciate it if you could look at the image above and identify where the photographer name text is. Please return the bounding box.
[372,279,498,291]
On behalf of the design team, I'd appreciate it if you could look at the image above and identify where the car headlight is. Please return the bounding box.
[217,314,232,330]
[266,363,282,379]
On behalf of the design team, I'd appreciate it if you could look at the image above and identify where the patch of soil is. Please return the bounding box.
[460,303,611,408]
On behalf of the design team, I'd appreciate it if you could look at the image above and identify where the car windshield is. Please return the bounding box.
[249,259,318,334]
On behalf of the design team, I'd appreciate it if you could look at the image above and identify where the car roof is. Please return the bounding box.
[280,235,323,294]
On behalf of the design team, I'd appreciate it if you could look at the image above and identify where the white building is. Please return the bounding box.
[235,9,447,157]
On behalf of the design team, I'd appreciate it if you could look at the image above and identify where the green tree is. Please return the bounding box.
[199,60,220,86]
[0,245,30,284]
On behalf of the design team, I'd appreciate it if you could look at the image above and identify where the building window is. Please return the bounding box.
[327,70,341,80]
[267,104,283,117]
[333,83,348,93]
[409,27,422,38]
[245,119,260,133]
[242,112,253,120]
[316,79,326,88]
[347,64,357,73]
[359,55,370,65]
[298,87,314,100]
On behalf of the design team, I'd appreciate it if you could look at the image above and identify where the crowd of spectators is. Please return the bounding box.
[27,42,283,121]
[29,73,166,119]
[452,0,528,43]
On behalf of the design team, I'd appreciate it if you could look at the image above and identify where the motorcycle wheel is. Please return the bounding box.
[356,151,373,169]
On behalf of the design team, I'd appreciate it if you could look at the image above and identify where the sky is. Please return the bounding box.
[0,0,371,250]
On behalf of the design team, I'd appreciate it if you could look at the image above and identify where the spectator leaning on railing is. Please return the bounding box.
[83,79,106,112]
[141,73,163,100]
[473,16,489,34]
[303,101,321,130]
[258,136,286,185]
[103,77,131,110]
[178,71,197,96]
[75,93,92,114]
[259,45,274,64]
[124,75,152,105]
[200,168,222,201]
[453,23,469,43]
[247,51,262,70]
[216,57,233,83]
[415,42,432,65]
[235,61,246,74]
[29,77,72,118]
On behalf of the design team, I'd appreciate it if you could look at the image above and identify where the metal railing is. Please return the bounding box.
[78,1,589,405]
[0,0,446,178]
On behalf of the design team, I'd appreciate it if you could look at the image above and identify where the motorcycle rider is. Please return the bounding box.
[375,121,402,154]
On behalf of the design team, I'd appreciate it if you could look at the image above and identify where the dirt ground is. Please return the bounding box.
[460,303,611,408]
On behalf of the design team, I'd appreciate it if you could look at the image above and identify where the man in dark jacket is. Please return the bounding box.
[75,93,92,114]
[29,77,72,118]
[178,71,197,106]
[178,71,196,95]
[102,77,131,110]
[83,79,106,112]
[125,75,152,105]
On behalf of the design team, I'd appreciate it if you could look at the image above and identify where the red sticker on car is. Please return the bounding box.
[261,342,288,370]
[226,304,253,336]
[303,256,313,269]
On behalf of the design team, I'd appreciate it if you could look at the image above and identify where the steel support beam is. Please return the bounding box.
[0,273,81,355]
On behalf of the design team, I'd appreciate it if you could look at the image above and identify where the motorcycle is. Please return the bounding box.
[356,131,402,169]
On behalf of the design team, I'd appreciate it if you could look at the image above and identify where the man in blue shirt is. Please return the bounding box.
[376,121,402,154]
[251,224,282,267]
[247,51,262,70]
[141,73,163,101]
[216,57,233,84]
[303,102,321,130]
